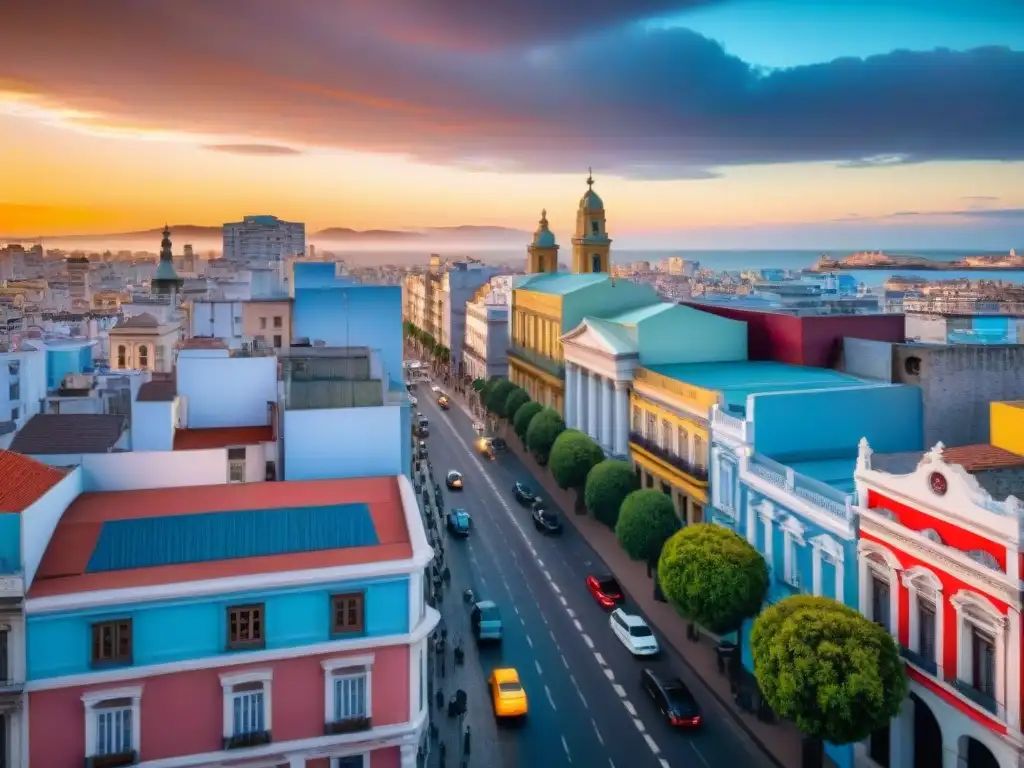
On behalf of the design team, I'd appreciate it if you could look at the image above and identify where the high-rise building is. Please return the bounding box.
[223,215,306,263]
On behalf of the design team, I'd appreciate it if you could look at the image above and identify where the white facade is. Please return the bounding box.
[190,300,245,346]
[561,320,639,457]
[109,314,181,374]
[0,344,47,432]
[176,349,278,429]
[463,297,509,382]
[223,216,306,263]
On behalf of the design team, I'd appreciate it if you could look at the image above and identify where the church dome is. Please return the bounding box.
[579,188,603,211]
[532,209,557,248]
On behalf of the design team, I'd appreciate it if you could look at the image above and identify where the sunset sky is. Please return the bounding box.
[1,0,1023,248]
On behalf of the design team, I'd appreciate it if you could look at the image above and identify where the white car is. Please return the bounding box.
[610,608,660,656]
[409,396,418,405]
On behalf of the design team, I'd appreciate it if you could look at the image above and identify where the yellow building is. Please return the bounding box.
[509,174,657,413]
[990,400,1024,455]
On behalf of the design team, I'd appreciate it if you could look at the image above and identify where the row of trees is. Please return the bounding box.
[475,374,907,751]
[403,321,450,363]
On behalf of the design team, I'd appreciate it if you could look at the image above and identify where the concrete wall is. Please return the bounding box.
[283,406,404,480]
[893,344,1024,447]
[131,398,176,451]
[0,347,47,428]
[636,305,747,366]
[21,469,83,588]
[28,449,233,491]
[750,384,923,459]
[843,339,894,382]
[293,285,403,388]
[177,352,278,428]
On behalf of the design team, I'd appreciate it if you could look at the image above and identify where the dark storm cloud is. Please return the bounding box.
[1,2,1022,179]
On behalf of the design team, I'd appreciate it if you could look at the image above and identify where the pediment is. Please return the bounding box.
[561,318,637,357]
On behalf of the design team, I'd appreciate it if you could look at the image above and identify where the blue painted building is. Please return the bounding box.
[709,384,924,768]
[43,339,95,389]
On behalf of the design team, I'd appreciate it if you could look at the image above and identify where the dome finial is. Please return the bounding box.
[586,167,594,189]
[540,208,548,222]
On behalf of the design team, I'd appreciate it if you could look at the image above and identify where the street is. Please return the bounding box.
[416,384,774,768]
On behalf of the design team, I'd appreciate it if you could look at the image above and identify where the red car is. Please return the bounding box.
[586,574,624,609]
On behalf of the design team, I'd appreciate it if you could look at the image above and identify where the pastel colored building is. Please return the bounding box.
[25,475,437,768]
[708,384,923,768]
[43,338,97,390]
[854,435,1024,768]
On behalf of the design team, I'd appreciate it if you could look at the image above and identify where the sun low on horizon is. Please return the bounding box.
[1,0,1023,249]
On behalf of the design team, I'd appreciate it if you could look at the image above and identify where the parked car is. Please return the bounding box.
[640,669,702,727]
[609,608,660,656]
[472,600,503,642]
[446,471,464,490]
[533,506,562,534]
[586,573,624,609]
[417,441,428,459]
[447,509,472,537]
[513,482,536,506]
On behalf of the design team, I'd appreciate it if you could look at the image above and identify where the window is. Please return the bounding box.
[117,345,127,368]
[227,604,264,649]
[273,334,282,348]
[676,426,689,461]
[273,315,283,328]
[219,670,272,745]
[91,620,132,666]
[8,383,18,401]
[871,576,891,631]
[972,629,996,698]
[918,599,937,661]
[693,436,707,469]
[322,655,374,731]
[227,446,246,483]
[138,345,149,370]
[660,419,672,450]
[631,406,641,432]
[645,412,656,440]
[83,687,142,761]
[259,317,267,329]
[331,593,365,635]
[333,757,367,768]
[717,459,736,512]
[591,221,599,235]
[781,517,805,588]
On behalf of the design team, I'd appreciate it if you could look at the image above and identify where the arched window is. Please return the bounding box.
[138,345,149,370]
[117,345,127,368]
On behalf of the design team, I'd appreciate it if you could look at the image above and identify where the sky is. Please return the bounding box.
[1,0,1022,249]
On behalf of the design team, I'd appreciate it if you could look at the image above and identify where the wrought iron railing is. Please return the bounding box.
[628,432,709,481]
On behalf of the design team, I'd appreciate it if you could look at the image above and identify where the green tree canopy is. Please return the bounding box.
[513,401,543,441]
[549,430,605,493]
[471,378,485,392]
[585,460,639,528]
[751,596,907,744]
[485,379,516,415]
[504,387,530,423]
[525,408,566,465]
[480,376,503,401]
[615,490,679,564]
[658,523,769,635]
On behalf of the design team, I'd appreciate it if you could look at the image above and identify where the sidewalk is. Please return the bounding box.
[493,419,805,768]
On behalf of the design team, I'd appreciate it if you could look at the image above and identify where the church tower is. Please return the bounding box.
[526,209,559,274]
[571,170,611,274]
[151,224,183,297]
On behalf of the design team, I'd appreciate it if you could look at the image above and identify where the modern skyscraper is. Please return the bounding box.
[222,215,306,263]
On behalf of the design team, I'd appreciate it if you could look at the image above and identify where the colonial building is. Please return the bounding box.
[108,312,181,373]
[463,278,510,382]
[855,423,1024,768]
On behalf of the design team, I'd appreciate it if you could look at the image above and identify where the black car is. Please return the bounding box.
[532,506,562,534]
[417,415,429,437]
[640,669,702,728]
[446,471,464,490]
[513,482,535,506]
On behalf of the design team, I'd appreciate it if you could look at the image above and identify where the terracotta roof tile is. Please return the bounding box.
[0,451,68,512]
[942,443,1024,472]
[137,381,177,402]
[173,426,274,450]
[9,414,127,455]
[180,337,227,350]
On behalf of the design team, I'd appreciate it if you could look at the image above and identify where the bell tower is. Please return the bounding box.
[571,169,611,274]
[526,209,559,274]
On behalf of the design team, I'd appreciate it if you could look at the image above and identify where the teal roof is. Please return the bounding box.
[86,504,379,572]
[153,260,181,281]
[517,272,609,296]
[644,361,869,414]
[534,229,557,248]
[606,302,675,325]
[580,317,637,354]
[581,189,604,210]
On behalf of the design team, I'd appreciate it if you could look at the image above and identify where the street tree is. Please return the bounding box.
[616,490,679,571]
[513,401,543,442]
[471,379,485,392]
[658,523,768,635]
[480,376,502,401]
[485,379,515,415]
[525,407,565,465]
[549,430,605,512]
[585,460,639,528]
[751,595,907,745]
[504,387,531,422]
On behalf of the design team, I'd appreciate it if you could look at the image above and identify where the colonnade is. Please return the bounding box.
[565,362,628,457]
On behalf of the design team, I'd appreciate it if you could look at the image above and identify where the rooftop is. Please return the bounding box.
[136,380,177,402]
[180,337,227,350]
[606,302,674,325]
[644,360,867,413]
[517,272,609,296]
[0,451,67,513]
[9,414,127,455]
[114,312,160,329]
[173,426,274,450]
[30,476,413,597]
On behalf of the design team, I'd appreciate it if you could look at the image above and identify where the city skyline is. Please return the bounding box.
[2,0,1023,248]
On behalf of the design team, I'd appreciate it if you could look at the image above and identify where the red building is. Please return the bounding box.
[854,440,1023,768]
[682,304,905,367]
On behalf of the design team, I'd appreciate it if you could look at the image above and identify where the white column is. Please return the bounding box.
[288,757,306,768]
[564,364,577,429]
[587,373,599,441]
[614,381,629,456]
[400,744,418,768]
[576,367,587,433]
[600,377,613,451]
[1008,609,1021,730]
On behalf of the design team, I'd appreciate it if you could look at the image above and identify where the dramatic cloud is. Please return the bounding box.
[204,144,303,156]
[2,2,1023,178]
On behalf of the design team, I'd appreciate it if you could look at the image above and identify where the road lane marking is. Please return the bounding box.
[660,760,671,768]
[552,583,561,594]
[591,719,604,745]
[535,660,543,674]
[562,735,572,762]
[633,718,645,732]
[549,629,557,643]
[560,596,568,606]
[573,619,582,631]
[644,734,660,754]
[613,684,626,697]
[537,558,544,568]
[566,608,575,618]
[560,653,569,669]
[691,746,711,768]
[582,634,594,649]
[526,635,533,648]
[546,686,557,710]
[624,701,637,716]
[594,652,606,666]
[604,669,615,681]
[544,570,553,581]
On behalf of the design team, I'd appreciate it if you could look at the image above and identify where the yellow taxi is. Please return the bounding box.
[489,667,528,718]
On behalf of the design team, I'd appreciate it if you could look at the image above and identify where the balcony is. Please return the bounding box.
[745,453,855,524]
[324,715,372,735]
[628,432,709,482]
[223,731,272,750]
[949,678,1001,716]
[899,646,938,676]
[507,343,565,381]
[711,405,751,444]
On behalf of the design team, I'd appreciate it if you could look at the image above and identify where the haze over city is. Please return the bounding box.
[2,0,1023,249]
